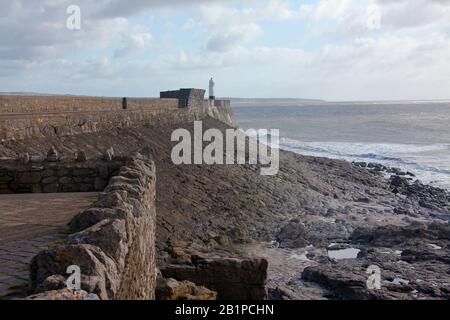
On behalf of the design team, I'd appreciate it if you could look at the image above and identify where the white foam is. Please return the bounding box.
[279,139,450,189]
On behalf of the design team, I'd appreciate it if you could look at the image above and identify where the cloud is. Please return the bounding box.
[1,0,450,100]
[98,0,229,17]
[198,1,297,52]
[0,1,131,60]
[206,23,262,52]
[113,25,153,58]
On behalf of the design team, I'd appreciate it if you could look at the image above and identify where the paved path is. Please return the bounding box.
[0,193,98,299]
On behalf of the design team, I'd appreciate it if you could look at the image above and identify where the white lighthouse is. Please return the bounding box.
[209,77,215,100]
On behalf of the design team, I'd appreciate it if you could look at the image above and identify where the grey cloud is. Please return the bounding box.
[98,0,228,17]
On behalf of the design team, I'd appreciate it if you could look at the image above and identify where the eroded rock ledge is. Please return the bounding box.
[161,256,268,300]
[28,153,157,300]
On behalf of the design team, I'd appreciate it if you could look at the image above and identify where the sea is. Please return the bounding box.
[233,100,450,190]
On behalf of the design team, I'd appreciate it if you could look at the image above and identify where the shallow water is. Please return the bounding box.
[327,248,361,260]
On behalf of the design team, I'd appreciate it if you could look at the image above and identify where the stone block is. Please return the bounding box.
[79,184,94,192]
[47,147,59,162]
[156,277,217,300]
[31,184,42,193]
[161,257,268,300]
[61,184,79,192]
[59,176,72,184]
[94,177,108,191]
[17,172,42,184]
[42,177,58,184]
[57,168,70,177]
[76,150,87,162]
[73,168,93,176]
[43,183,59,193]
[42,169,56,178]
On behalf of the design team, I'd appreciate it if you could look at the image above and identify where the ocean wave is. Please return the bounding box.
[279,138,450,189]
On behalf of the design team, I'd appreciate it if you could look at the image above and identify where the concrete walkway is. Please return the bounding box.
[0,193,98,299]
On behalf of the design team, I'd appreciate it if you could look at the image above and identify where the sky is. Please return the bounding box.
[1,0,450,101]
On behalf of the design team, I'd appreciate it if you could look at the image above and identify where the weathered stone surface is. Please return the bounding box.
[104,147,114,162]
[59,176,72,184]
[47,147,59,162]
[28,154,157,300]
[276,219,309,248]
[0,94,232,142]
[41,169,56,178]
[17,172,41,184]
[30,244,120,299]
[76,150,87,162]
[25,288,99,300]
[351,223,450,247]
[35,275,67,292]
[161,256,268,300]
[94,177,107,190]
[0,159,122,194]
[42,176,57,184]
[43,183,59,193]
[19,153,30,164]
[156,277,217,300]
[30,156,45,163]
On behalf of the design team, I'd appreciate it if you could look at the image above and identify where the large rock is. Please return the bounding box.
[276,219,309,248]
[161,256,268,300]
[29,244,120,299]
[351,223,450,247]
[156,277,217,300]
[25,289,99,300]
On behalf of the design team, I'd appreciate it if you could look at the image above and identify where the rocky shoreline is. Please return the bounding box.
[1,117,449,300]
[246,161,450,300]
[154,120,450,300]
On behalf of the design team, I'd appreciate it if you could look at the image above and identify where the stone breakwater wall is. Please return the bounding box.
[29,153,157,300]
[160,89,206,108]
[0,107,195,142]
[209,99,236,128]
[0,95,235,142]
[0,95,178,113]
[0,159,123,194]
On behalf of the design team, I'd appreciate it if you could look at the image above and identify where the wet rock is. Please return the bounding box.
[390,175,409,188]
[352,223,450,247]
[276,219,309,248]
[354,162,367,168]
[401,248,450,264]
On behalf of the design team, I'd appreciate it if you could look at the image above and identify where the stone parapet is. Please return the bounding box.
[28,153,157,300]
[0,95,178,113]
[0,158,123,194]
